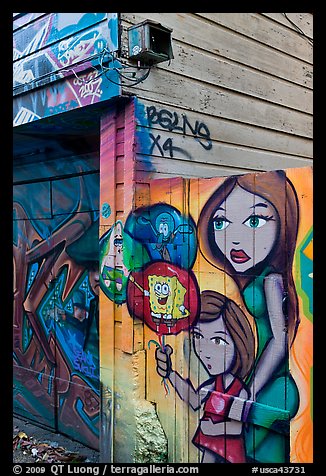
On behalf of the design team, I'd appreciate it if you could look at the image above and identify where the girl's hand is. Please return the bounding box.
[155,344,173,378]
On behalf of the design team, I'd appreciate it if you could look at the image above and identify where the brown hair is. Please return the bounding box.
[199,290,255,380]
[197,170,300,346]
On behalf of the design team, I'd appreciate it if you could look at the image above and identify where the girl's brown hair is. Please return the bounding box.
[199,290,255,380]
[197,170,300,346]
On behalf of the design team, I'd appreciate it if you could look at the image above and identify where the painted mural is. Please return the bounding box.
[13,166,100,449]
[100,167,313,463]
[13,13,120,126]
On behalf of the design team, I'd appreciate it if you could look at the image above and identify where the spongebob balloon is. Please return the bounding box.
[127,262,199,336]
[148,274,190,331]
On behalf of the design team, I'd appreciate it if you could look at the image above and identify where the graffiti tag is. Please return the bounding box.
[73,73,102,100]
[147,106,212,151]
[58,31,101,66]
[45,100,79,116]
[74,348,97,378]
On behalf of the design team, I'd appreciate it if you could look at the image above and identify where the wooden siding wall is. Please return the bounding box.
[120,13,313,179]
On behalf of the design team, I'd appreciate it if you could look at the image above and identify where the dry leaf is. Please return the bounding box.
[21,440,32,448]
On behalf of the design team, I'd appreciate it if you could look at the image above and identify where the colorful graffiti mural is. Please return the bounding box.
[100,166,313,463]
[13,163,100,449]
[13,13,120,126]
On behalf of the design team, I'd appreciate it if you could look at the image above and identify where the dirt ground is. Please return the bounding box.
[13,415,100,463]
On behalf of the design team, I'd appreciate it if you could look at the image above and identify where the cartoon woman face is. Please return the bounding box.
[192,317,235,376]
[212,185,279,273]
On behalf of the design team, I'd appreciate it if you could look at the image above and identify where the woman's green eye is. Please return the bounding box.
[244,215,267,229]
[213,218,230,231]
[249,216,260,227]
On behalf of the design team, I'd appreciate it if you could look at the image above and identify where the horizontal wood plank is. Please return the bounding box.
[121,13,313,89]
[135,100,312,158]
[136,157,254,180]
[13,13,46,31]
[194,13,313,64]
[177,41,311,113]
[136,128,312,169]
[13,22,110,88]
[123,69,312,138]
[135,146,311,177]
[130,40,312,114]
[13,13,107,61]
[261,13,313,39]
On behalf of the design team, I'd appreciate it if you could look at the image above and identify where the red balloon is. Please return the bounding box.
[127,262,200,335]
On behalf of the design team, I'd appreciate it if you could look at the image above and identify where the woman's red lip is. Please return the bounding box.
[230,249,251,263]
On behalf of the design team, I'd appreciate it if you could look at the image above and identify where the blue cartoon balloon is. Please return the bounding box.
[124,204,197,269]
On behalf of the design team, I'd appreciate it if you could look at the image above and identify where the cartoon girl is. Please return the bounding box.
[155,290,255,463]
[197,170,300,463]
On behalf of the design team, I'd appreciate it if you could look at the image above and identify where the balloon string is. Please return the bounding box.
[161,334,166,350]
[158,334,163,349]
[160,335,170,396]
[148,339,161,349]
[147,336,170,397]
[162,377,170,395]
